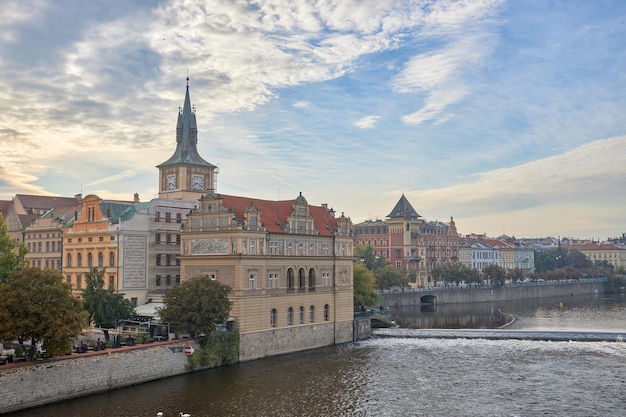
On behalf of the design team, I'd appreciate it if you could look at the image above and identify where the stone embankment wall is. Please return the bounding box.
[380,280,607,307]
[0,340,197,415]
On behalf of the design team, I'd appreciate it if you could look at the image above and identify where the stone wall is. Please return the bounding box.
[0,341,197,414]
[239,319,355,361]
[380,280,607,307]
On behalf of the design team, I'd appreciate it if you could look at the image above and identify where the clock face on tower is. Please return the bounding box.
[192,175,204,191]
[166,175,176,190]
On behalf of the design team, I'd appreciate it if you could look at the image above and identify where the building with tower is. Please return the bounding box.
[354,194,459,287]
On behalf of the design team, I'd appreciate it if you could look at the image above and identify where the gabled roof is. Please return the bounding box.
[157,81,216,169]
[387,194,421,219]
[14,194,81,214]
[0,200,12,219]
[219,194,339,236]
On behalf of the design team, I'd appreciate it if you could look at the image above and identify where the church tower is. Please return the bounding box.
[157,79,217,200]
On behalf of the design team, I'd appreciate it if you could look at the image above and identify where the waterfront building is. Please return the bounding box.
[23,205,79,271]
[354,195,458,287]
[2,194,82,243]
[180,192,355,361]
[568,242,626,269]
[168,81,355,360]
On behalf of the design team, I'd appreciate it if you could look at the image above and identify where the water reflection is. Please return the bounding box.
[391,293,626,330]
[7,293,626,417]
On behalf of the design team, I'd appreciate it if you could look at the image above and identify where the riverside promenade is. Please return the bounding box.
[379,278,607,307]
[0,339,197,414]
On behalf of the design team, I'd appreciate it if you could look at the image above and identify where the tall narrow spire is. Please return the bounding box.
[158,80,216,168]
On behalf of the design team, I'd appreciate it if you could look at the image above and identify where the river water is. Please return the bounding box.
[9,294,626,417]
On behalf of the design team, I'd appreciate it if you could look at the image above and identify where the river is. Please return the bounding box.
[9,293,626,417]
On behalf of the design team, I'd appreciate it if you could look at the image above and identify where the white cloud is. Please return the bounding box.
[354,115,381,129]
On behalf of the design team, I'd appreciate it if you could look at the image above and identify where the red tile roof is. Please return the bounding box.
[220,194,338,236]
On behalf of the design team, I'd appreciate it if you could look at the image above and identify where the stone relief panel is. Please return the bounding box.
[191,238,228,255]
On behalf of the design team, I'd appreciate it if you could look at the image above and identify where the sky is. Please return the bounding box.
[1,0,625,241]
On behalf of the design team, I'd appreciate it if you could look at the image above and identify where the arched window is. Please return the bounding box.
[109,252,115,267]
[67,253,72,267]
[287,307,293,325]
[309,305,315,323]
[298,306,304,324]
[87,253,93,267]
[270,309,276,328]
[308,267,316,290]
[324,304,329,321]
[298,268,305,289]
[77,253,82,267]
[287,268,295,289]
[98,252,104,267]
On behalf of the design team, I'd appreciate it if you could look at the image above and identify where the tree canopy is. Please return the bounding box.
[0,268,87,357]
[82,267,135,333]
[432,262,481,285]
[0,214,28,284]
[157,276,232,337]
[353,263,379,308]
[355,244,387,271]
[375,264,407,290]
[482,264,506,287]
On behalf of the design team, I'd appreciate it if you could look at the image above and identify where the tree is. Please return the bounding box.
[483,265,506,287]
[534,250,557,273]
[353,263,379,308]
[431,262,480,285]
[374,264,405,290]
[157,276,232,337]
[0,268,88,358]
[566,249,592,269]
[82,267,135,340]
[355,244,387,271]
[0,214,28,284]
[507,268,525,283]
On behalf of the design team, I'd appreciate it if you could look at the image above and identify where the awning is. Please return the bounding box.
[135,301,164,318]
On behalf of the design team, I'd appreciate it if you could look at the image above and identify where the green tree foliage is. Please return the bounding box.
[0,214,28,284]
[534,249,558,273]
[353,263,380,308]
[0,268,88,357]
[483,264,506,287]
[158,276,232,337]
[374,264,405,290]
[82,268,135,337]
[432,262,481,285]
[355,244,387,271]
[507,268,525,283]
[566,249,593,269]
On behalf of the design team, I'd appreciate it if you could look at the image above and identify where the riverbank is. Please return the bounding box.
[379,278,607,307]
[0,339,198,414]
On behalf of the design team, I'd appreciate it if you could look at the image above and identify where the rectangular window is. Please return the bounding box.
[166,234,171,244]
[76,276,82,290]
[46,242,50,252]
[176,234,181,245]
[322,272,330,287]
[270,309,276,328]
[175,275,181,284]
[156,255,161,266]
[166,254,171,266]
[156,234,161,243]
[249,273,255,289]
[109,275,115,289]
[269,273,278,289]
[165,212,171,223]
[166,275,171,286]
[156,275,161,286]
[176,213,182,223]
[250,240,255,255]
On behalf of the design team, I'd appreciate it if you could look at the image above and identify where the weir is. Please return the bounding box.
[373,328,626,343]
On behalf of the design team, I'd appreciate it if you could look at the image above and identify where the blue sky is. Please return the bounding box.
[1,0,625,240]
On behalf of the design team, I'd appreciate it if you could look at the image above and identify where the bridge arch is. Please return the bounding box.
[420,294,437,304]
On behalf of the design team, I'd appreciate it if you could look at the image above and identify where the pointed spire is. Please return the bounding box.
[158,79,216,168]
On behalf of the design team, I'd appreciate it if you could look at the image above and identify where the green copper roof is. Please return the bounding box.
[158,80,216,168]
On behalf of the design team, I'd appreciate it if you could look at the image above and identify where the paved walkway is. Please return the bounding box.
[372,328,626,342]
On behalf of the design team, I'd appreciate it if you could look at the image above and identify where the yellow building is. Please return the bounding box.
[179,192,355,361]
